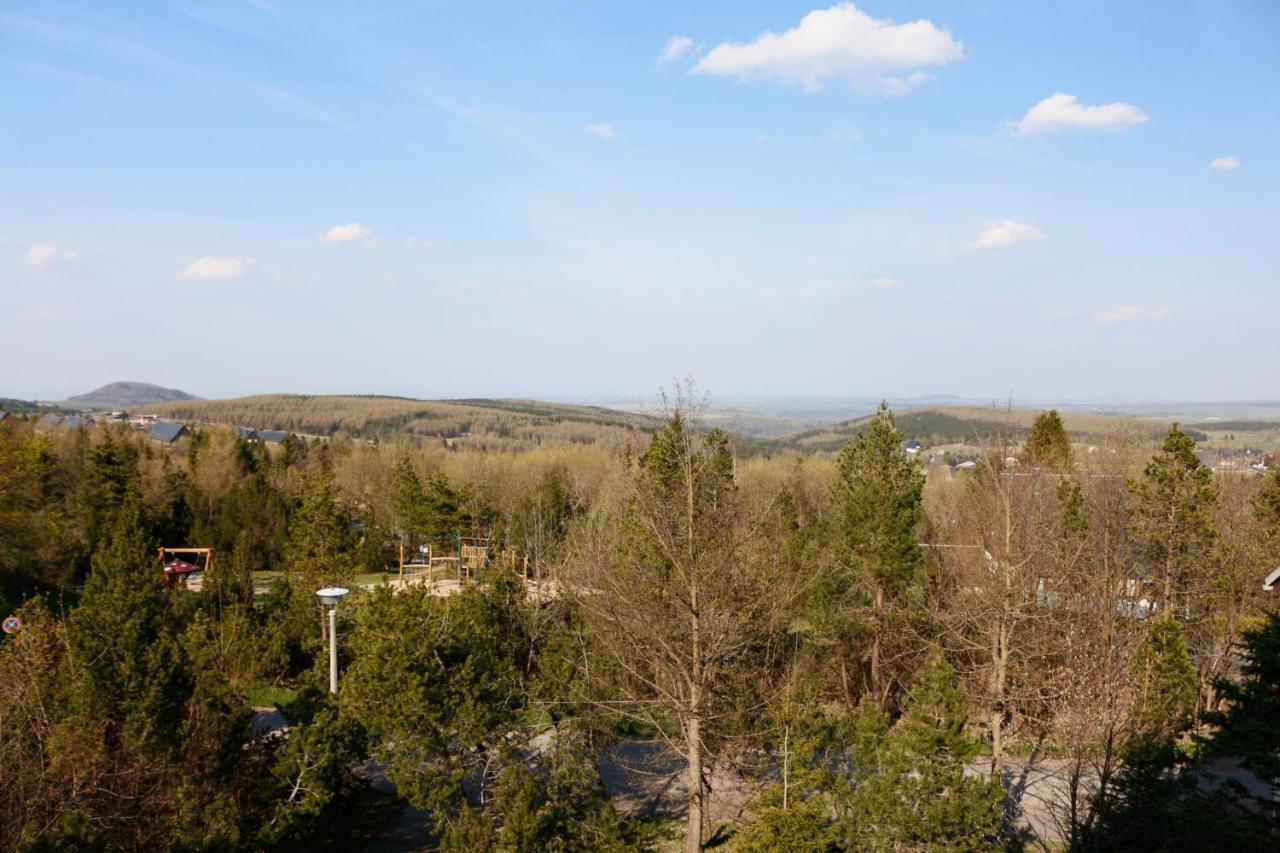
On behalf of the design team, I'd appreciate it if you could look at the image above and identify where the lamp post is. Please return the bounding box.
[316,587,350,693]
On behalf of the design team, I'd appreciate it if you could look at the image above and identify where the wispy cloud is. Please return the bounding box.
[584,122,616,140]
[1209,155,1241,171]
[692,3,963,95]
[321,222,379,247]
[24,242,78,269]
[968,220,1045,251]
[1095,305,1170,326]
[871,277,905,291]
[656,35,694,66]
[1007,93,1148,136]
[829,123,863,142]
[179,256,255,280]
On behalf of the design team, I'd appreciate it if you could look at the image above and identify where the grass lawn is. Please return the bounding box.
[245,683,298,709]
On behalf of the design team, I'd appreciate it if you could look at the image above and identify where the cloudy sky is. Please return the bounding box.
[3,1,1277,402]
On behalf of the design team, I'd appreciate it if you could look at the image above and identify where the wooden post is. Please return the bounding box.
[399,538,404,582]
[427,544,433,588]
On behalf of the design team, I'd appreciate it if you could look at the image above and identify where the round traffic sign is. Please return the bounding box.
[2,615,20,634]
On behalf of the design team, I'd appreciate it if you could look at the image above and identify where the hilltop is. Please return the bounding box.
[775,406,1211,454]
[139,394,661,450]
[68,381,197,410]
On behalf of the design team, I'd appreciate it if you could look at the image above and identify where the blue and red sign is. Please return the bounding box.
[1,615,20,634]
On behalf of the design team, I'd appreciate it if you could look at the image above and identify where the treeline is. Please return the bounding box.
[1,395,1278,851]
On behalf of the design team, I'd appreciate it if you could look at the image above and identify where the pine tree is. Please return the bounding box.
[1130,615,1198,748]
[69,489,191,757]
[78,429,140,556]
[390,453,426,537]
[1023,409,1072,472]
[1127,424,1218,614]
[1252,466,1280,556]
[844,647,1004,852]
[1082,615,1206,851]
[284,472,356,587]
[830,401,925,702]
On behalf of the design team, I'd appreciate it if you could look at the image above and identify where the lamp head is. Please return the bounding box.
[316,587,350,606]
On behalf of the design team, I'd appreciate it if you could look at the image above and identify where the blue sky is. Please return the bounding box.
[3,1,1277,402]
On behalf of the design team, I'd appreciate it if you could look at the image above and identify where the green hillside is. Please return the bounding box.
[140,394,661,449]
[777,406,1207,453]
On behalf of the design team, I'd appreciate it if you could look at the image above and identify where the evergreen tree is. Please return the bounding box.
[1127,424,1218,614]
[829,401,925,702]
[341,582,528,823]
[1129,615,1198,748]
[1202,611,1280,836]
[1252,466,1280,556]
[1078,616,1233,852]
[78,428,140,557]
[68,489,191,757]
[843,647,1004,852]
[1023,409,1072,472]
[390,453,427,536]
[284,471,357,586]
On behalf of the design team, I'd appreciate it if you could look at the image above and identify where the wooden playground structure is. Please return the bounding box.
[159,547,213,584]
[395,533,536,586]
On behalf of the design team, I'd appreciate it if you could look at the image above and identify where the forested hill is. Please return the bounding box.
[140,394,662,448]
[68,381,197,410]
[778,406,1203,453]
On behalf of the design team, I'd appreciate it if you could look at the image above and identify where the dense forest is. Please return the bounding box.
[141,395,660,450]
[1,388,1278,851]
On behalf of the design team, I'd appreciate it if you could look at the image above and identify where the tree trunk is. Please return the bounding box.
[684,709,704,853]
[871,583,884,701]
[989,612,1008,776]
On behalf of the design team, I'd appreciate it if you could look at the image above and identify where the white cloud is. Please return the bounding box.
[871,277,905,291]
[1095,305,1170,326]
[692,3,963,96]
[967,220,1045,251]
[1209,155,1241,171]
[178,256,256,281]
[584,122,616,140]
[405,236,437,249]
[24,242,78,269]
[829,123,863,142]
[321,222,375,244]
[657,35,694,65]
[1009,93,1149,136]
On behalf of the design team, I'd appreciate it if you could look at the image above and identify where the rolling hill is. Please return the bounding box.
[68,381,197,410]
[139,394,662,450]
[776,406,1204,453]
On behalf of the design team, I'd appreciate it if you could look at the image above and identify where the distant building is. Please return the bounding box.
[257,430,292,444]
[149,422,187,444]
[233,425,259,441]
[60,415,84,431]
[34,413,63,433]
[905,439,922,455]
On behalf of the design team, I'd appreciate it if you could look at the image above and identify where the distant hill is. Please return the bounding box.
[776,406,1203,453]
[68,381,197,410]
[139,394,661,450]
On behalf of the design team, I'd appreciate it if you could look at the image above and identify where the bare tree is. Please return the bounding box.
[566,384,785,853]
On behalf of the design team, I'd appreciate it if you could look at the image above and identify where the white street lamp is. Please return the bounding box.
[316,587,350,693]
